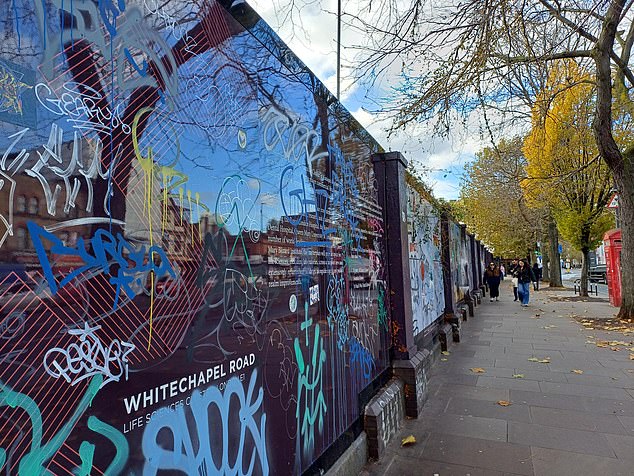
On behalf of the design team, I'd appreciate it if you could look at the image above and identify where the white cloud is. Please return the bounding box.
[429,179,462,200]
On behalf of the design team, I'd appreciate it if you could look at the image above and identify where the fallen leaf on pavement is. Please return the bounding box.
[611,347,621,352]
[441,351,450,355]
[629,354,634,361]
[401,435,416,446]
[440,358,448,362]
[527,358,540,362]
[470,367,486,373]
[571,370,583,374]
[538,359,551,363]
[497,400,512,406]
[513,374,525,378]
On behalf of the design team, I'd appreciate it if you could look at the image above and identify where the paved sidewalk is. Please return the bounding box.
[363,283,634,476]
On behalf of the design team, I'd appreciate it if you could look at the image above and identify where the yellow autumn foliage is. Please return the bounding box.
[523,60,614,252]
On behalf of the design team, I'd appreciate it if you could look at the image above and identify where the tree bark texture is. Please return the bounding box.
[548,218,563,287]
[592,0,632,319]
[579,224,592,297]
[541,231,550,282]
[614,165,634,320]
[581,248,590,297]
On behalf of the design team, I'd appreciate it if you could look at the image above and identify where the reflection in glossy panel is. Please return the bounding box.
[0,1,388,475]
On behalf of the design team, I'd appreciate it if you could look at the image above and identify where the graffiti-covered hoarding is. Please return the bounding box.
[407,188,444,336]
[449,222,472,304]
[0,2,388,474]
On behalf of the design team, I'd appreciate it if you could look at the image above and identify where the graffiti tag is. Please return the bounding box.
[28,221,175,309]
[294,325,327,458]
[142,369,269,475]
[43,322,135,389]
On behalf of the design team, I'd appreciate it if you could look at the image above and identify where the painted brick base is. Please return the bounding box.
[364,379,405,460]
[392,349,432,418]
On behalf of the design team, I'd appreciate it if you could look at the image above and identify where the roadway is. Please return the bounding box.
[560,268,608,297]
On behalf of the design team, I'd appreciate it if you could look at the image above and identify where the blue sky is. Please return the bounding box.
[248,0,486,200]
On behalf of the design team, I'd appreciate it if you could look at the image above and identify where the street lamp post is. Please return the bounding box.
[337,0,341,99]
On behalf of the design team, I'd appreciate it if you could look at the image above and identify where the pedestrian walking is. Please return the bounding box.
[484,262,502,301]
[532,262,542,291]
[517,259,536,307]
[509,259,519,301]
[499,263,506,278]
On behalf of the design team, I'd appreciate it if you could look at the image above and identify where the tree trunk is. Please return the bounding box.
[542,233,551,282]
[548,218,563,287]
[614,165,634,321]
[591,1,631,319]
[581,248,590,297]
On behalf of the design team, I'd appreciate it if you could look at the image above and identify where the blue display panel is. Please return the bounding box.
[0,2,388,474]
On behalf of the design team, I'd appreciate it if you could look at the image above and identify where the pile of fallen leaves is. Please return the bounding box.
[575,316,634,359]
[575,316,634,334]
[586,337,634,356]
[549,295,608,303]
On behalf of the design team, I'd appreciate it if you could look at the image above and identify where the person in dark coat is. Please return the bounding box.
[483,262,502,302]
[517,259,536,306]
[532,262,542,291]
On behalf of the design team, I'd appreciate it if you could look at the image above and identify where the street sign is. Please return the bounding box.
[606,193,619,209]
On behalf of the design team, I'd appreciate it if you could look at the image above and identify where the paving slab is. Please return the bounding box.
[507,369,568,383]
[529,406,629,435]
[566,372,634,389]
[419,433,534,475]
[616,415,634,434]
[419,413,508,442]
[477,375,542,392]
[538,380,633,400]
[429,372,480,386]
[510,388,634,416]
[446,396,532,423]
[363,454,506,476]
[508,421,615,457]
[433,383,510,402]
[531,447,632,476]
[603,433,634,461]
[504,344,537,352]
[437,365,517,379]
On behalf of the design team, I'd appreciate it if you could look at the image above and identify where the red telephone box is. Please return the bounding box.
[604,229,622,307]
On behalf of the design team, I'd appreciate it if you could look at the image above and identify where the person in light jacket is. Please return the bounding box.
[509,259,519,301]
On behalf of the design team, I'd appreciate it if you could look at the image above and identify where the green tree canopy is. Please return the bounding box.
[457,137,541,257]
